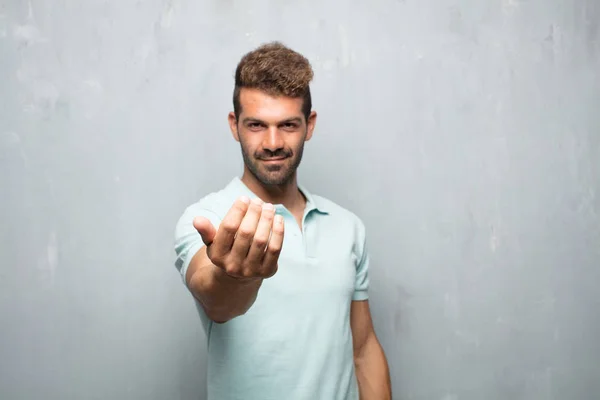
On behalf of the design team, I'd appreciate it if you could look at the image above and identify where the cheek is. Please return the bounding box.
[286,132,305,147]
[290,137,306,154]
[239,134,259,152]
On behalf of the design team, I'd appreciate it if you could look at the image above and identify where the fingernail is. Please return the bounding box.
[251,197,263,205]
[275,215,284,225]
[240,196,250,204]
[263,203,274,211]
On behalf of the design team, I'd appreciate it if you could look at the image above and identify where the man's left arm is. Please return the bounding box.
[351,300,392,399]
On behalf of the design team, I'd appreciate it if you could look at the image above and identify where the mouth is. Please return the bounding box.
[260,157,288,163]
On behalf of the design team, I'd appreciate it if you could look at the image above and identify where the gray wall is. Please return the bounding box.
[1,1,599,399]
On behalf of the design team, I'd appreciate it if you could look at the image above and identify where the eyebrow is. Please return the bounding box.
[241,117,303,125]
[241,118,264,124]
[280,117,303,124]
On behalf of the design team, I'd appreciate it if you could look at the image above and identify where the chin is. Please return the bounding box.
[259,175,290,186]
[257,170,293,186]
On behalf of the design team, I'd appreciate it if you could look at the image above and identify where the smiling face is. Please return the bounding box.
[229,88,316,186]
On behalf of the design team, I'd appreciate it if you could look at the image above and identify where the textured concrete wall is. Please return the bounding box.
[1,1,599,399]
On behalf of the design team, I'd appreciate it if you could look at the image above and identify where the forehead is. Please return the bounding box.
[238,88,304,120]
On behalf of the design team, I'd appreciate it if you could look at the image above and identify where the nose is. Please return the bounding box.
[262,126,284,152]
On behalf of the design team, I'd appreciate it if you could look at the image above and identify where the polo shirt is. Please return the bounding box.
[173,176,370,400]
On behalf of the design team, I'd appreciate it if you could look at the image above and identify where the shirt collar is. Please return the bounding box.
[226,176,329,215]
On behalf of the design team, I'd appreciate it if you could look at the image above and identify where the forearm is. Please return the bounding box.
[188,260,262,323]
[354,335,392,400]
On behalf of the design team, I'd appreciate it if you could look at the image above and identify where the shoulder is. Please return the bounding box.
[311,193,370,261]
[174,182,236,241]
[312,194,367,234]
[181,186,233,221]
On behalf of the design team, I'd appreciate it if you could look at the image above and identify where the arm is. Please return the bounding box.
[351,300,392,400]
[175,197,284,323]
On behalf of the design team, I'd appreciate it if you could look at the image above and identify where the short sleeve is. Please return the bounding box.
[173,204,222,287]
[352,220,370,301]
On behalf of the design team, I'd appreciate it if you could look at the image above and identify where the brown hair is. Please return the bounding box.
[233,41,314,121]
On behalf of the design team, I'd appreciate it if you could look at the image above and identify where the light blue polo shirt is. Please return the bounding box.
[173,177,370,400]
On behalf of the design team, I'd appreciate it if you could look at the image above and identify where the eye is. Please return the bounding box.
[281,122,299,130]
[247,122,263,130]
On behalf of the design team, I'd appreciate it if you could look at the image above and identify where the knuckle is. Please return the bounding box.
[222,259,233,271]
[233,202,247,211]
[268,243,282,255]
[244,261,261,275]
[260,210,274,221]
[268,251,281,260]
[225,265,241,277]
[239,266,255,278]
[210,253,223,266]
[240,260,252,273]
[237,228,254,240]
[247,203,262,213]
[252,237,267,248]
[221,221,238,233]
[223,257,239,273]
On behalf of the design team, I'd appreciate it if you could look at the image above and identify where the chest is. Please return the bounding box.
[259,214,359,300]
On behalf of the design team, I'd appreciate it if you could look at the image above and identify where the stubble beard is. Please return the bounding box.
[241,142,305,187]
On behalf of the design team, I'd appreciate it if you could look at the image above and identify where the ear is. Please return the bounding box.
[305,111,317,142]
[228,112,240,142]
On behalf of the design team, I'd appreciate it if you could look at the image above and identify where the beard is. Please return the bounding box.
[240,140,305,186]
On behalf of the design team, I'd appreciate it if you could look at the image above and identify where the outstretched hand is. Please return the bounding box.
[193,196,285,280]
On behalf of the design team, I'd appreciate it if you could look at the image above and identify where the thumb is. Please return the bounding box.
[193,216,217,246]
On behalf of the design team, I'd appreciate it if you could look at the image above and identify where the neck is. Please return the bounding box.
[241,168,305,212]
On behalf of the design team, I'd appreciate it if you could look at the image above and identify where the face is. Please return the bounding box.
[229,88,316,186]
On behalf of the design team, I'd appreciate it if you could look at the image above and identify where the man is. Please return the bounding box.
[173,42,392,400]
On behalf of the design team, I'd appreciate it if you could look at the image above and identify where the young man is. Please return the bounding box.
[174,42,392,400]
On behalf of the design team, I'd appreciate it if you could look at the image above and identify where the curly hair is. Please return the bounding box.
[233,41,314,121]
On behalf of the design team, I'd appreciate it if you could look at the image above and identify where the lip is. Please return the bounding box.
[261,157,287,163]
